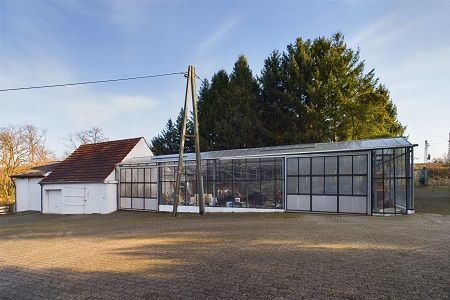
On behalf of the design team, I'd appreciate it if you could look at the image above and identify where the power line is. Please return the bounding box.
[0,71,186,92]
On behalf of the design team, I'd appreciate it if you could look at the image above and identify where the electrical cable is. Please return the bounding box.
[0,71,185,92]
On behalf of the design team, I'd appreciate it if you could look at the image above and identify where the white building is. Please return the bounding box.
[11,162,59,212]
[38,137,152,214]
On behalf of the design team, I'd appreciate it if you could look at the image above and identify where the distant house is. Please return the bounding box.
[38,137,152,214]
[11,162,60,212]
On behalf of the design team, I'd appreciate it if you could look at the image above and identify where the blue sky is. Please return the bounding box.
[0,0,449,161]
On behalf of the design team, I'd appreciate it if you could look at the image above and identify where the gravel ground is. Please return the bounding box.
[0,212,449,299]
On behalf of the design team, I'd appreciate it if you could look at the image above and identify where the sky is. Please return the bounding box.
[0,0,449,161]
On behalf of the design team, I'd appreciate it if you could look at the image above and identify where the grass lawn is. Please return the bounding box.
[415,185,450,215]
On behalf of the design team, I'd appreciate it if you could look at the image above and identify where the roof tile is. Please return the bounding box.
[42,138,142,183]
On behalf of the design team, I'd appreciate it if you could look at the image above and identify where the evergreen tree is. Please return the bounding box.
[154,32,405,153]
[197,70,231,151]
[150,119,178,155]
[150,108,196,155]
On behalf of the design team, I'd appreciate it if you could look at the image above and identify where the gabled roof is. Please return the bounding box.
[41,137,142,184]
[10,162,61,179]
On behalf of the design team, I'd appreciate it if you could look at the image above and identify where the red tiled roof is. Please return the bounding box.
[41,138,142,183]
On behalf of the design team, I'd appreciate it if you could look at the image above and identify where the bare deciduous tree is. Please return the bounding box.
[65,127,108,155]
[0,124,52,204]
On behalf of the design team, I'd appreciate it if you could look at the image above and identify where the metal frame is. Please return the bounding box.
[285,152,369,214]
[159,157,285,209]
[118,166,158,212]
[371,147,414,215]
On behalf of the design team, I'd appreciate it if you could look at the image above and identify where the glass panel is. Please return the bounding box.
[220,160,233,181]
[339,176,352,194]
[132,169,138,182]
[353,176,367,195]
[145,168,151,183]
[137,169,145,182]
[144,183,151,198]
[186,181,197,205]
[395,149,406,177]
[150,183,157,198]
[325,157,337,174]
[163,166,175,181]
[373,179,384,213]
[152,168,158,182]
[383,149,395,178]
[160,182,175,205]
[247,159,260,180]
[132,183,138,197]
[217,182,232,207]
[275,158,284,179]
[275,180,284,209]
[287,177,298,194]
[233,159,247,181]
[120,169,126,182]
[395,179,407,213]
[312,157,324,175]
[339,156,352,174]
[261,181,275,208]
[325,176,337,194]
[287,158,298,175]
[311,177,324,194]
[137,183,144,198]
[383,179,395,212]
[125,183,132,197]
[298,158,310,175]
[298,177,310,194]
[353,155,367,174]
[261,159,275,180]
[233,181,247,208]
[120,183,126,197]
[125,169,132,182]
[247,181,261,208]
[373,151,383,178]
[207,160,217,181]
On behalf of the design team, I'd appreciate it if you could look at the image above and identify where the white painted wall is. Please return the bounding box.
[15,177,42,212]
[158,205,284,213]
[42,183,117,214]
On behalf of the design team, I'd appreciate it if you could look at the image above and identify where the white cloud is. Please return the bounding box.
[69,95,158,125]
[349,13,422,50]
[196,18,239,55]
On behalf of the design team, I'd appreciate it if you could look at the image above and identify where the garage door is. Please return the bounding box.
[286,154,369,214]
[47,190,62,214]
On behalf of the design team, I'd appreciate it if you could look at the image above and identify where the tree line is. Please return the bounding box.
[0,125,108,205]
[151,32,404,155]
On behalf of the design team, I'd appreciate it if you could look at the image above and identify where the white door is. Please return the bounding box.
[47,190,62,214]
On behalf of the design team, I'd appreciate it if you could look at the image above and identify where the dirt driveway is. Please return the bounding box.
[0,212,449,299]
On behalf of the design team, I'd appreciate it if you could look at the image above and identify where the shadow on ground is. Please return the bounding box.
[1,212,449,299]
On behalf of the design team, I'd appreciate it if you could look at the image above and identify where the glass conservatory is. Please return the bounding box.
[117,137,415,215]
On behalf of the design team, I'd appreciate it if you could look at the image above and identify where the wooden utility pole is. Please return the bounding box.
[173,66,205,216]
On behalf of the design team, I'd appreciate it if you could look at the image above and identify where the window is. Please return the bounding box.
[158,158,285,209]
[287,154,369,197]
[372,147,413,214]
[119,167,158,210]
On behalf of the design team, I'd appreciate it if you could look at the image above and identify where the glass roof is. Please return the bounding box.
[121,137,416,165]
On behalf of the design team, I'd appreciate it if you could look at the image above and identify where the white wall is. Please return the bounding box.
[42,183,117,214]
[15,178,42,212]
[158,205,284,213]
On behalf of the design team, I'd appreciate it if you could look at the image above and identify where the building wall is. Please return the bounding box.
[15,177,42,212]
[41,183,117,214]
